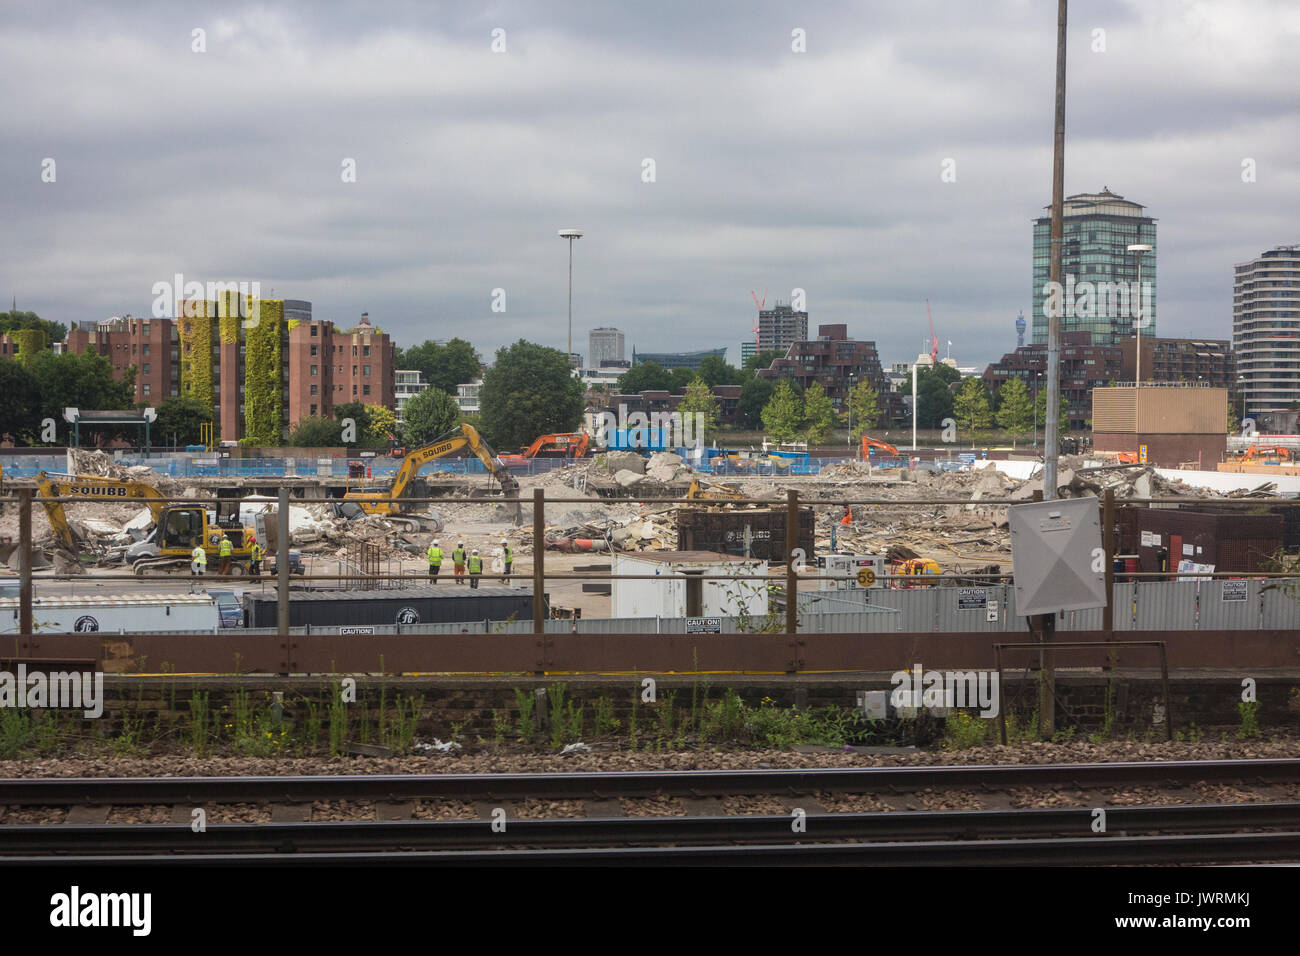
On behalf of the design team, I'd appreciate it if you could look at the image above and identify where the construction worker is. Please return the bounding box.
[218,533,233,575]
[467,548,483,589]
[249,539,264,577]
[191,543,207,576]
[427,539,443,582]
[452,541,467,584]
[499,538,512,584]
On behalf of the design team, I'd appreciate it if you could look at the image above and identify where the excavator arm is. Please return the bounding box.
[373,424,521,522]
[35,471,168,555]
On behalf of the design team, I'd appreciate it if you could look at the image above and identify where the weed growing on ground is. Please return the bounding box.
[593,696,620,736]
[513,688,535,741]
[942,711,990,750]
[1237,701,1260,739]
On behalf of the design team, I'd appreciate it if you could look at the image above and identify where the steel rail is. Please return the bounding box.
[8,830,1300,866]
[4,801,1297,855]
[3,759,1297,807]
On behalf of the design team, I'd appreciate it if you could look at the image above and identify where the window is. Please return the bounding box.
[362,365,370,377]
[310,344,318,356]
[310,384,318,396]
[142,363,151,375]
[353,365,358,376]
[363,345,370,357]
[353,385,358,395]
[352,345,358,356]
[363,384,371,396]
[311,365,318,376]
[310,325,318,337]
[132,344,137,355]
[311,404,318,415]
[142,384,151,396]
[143,343,150,356]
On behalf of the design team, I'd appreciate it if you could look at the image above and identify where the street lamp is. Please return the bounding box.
[847,373,857,454]
[1032,371,1042,449]
[558,229,583,369]
[1127,243,1153,386]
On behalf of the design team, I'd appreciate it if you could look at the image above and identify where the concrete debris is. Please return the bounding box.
[595,451,647,475]
[614,469,645,488]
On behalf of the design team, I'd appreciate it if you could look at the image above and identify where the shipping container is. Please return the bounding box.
[1130,509,1282,574]
[675,507,815,562]
[0,593,221,634]
[611,552,768,619]
[241,586,539,630]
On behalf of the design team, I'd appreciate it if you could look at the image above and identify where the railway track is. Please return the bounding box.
[4,760,1297,864]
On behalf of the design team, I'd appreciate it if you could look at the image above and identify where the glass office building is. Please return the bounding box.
[1031,189,1157,347]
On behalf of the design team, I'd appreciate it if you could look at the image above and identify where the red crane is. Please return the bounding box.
[750,289,766,346]
[926,299,939,366]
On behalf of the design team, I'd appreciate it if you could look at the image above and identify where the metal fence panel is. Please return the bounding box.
[1198,579,1262,630]
[1133,581,1198,630]
[1259,582,1300,630]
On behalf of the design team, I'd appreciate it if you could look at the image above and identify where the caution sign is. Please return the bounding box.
[957,588,989,611]
[856,567,876,587]
[686,617,722,634]
[1222,581,1248,602]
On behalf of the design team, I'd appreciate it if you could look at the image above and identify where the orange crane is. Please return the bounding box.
[861,436,900,459]
[498,432,590,466]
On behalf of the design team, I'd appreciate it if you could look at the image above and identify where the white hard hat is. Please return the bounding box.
[433,540,440,545]
[500,539,508,544]
[472,549,479,554]
[458,540,465,545]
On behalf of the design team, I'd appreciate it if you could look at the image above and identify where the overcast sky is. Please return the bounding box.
[3,0,1297,370]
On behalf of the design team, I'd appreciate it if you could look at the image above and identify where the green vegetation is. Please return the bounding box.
[678,377,721,441]
[480,340,584,450]
[153,395,213,447]
[760,379,804,441]
[845,381,881,438]
[395,337,482,395]
[178,306,215,431]
[1238,700,1260,739]
[953,377,993,437]
[802,381,835,443]
[993,376,1033,446]
[243,299,285,445]
[401,387,461,446]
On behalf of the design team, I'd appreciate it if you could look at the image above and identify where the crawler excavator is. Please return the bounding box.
[341,423,522,528]
[34,472,258,576]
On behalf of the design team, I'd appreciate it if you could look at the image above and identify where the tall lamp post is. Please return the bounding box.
[1032,371,1042,449]
[847,372,857,455]
[558,229,583,368]
[1127,243,1153,385]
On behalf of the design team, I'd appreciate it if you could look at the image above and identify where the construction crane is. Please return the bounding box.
[861,436,900,459]
[498,431,590,466]
[750,288,766,350]
[343,423,521,527]
[926,299,939,366]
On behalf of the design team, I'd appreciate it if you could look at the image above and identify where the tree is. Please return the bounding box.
[802,382,835,444]
[152,395,212,448]
[915,372,955,429]
[0,310,66,348]
[333,401,394,450]
[616,361,671,394]
[738,377,774,430]
[29,351,136,444]
[761,380,804,442]
[953,377,993,439]
[926,362,962,386]
[846,381,880,439]
[401,387,461,446]
[480,340,585,451]
[1035,389,1071,435]
[698,355,742,388]
[678,377,721,442]
[0,360,41,444]
[289,416,343,447]
[994,378,1033,447]
[395,338,482,395]
[668,367,696,392]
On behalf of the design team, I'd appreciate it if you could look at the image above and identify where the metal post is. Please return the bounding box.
[1027,488,1055,738]
[1135,253,1143,384]
[995,645,1006,745]
[277,488,290,638]
[1042,0,1067,499]
[533,488,545,633]
[1159,643,1173,742]
[911,363,918,451]
[1102,488,1115,636]
[19,489,32,637]
[785,490,798,635]
[566,239,574,365]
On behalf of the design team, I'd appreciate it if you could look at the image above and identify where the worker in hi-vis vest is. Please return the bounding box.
[218,534,234,575]
[499,539,512,584]
[467,549,483,589]
[452,541,467,584]
[427,540,443,583]
[249,541,264,577]
[191,544,207,576]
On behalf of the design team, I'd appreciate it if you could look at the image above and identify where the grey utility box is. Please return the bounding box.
[1009,497,1107,616]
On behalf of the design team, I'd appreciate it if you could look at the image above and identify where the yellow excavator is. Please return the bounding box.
[341,423,522,528]
[35,472,258,576]
[686,478,745,501]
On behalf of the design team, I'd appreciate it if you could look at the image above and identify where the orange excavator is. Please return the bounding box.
[499,432,590,466]
[1238,445,1294,463]
[861,436,900,459]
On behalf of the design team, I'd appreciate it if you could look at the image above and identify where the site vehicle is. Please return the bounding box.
[35,471,169,559]
[861,436,900,459]
[1237,445,1294,463]
[342,423,521,527]
[891,557,941,587]
[685,478,745,501]
[498,432,590,466]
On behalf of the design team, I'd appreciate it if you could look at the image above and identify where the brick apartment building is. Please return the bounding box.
[758,323,898,418]
[603,384,745,428]
[287,312,396,426]
[985,332,1233,431]
[63,316,179,404]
